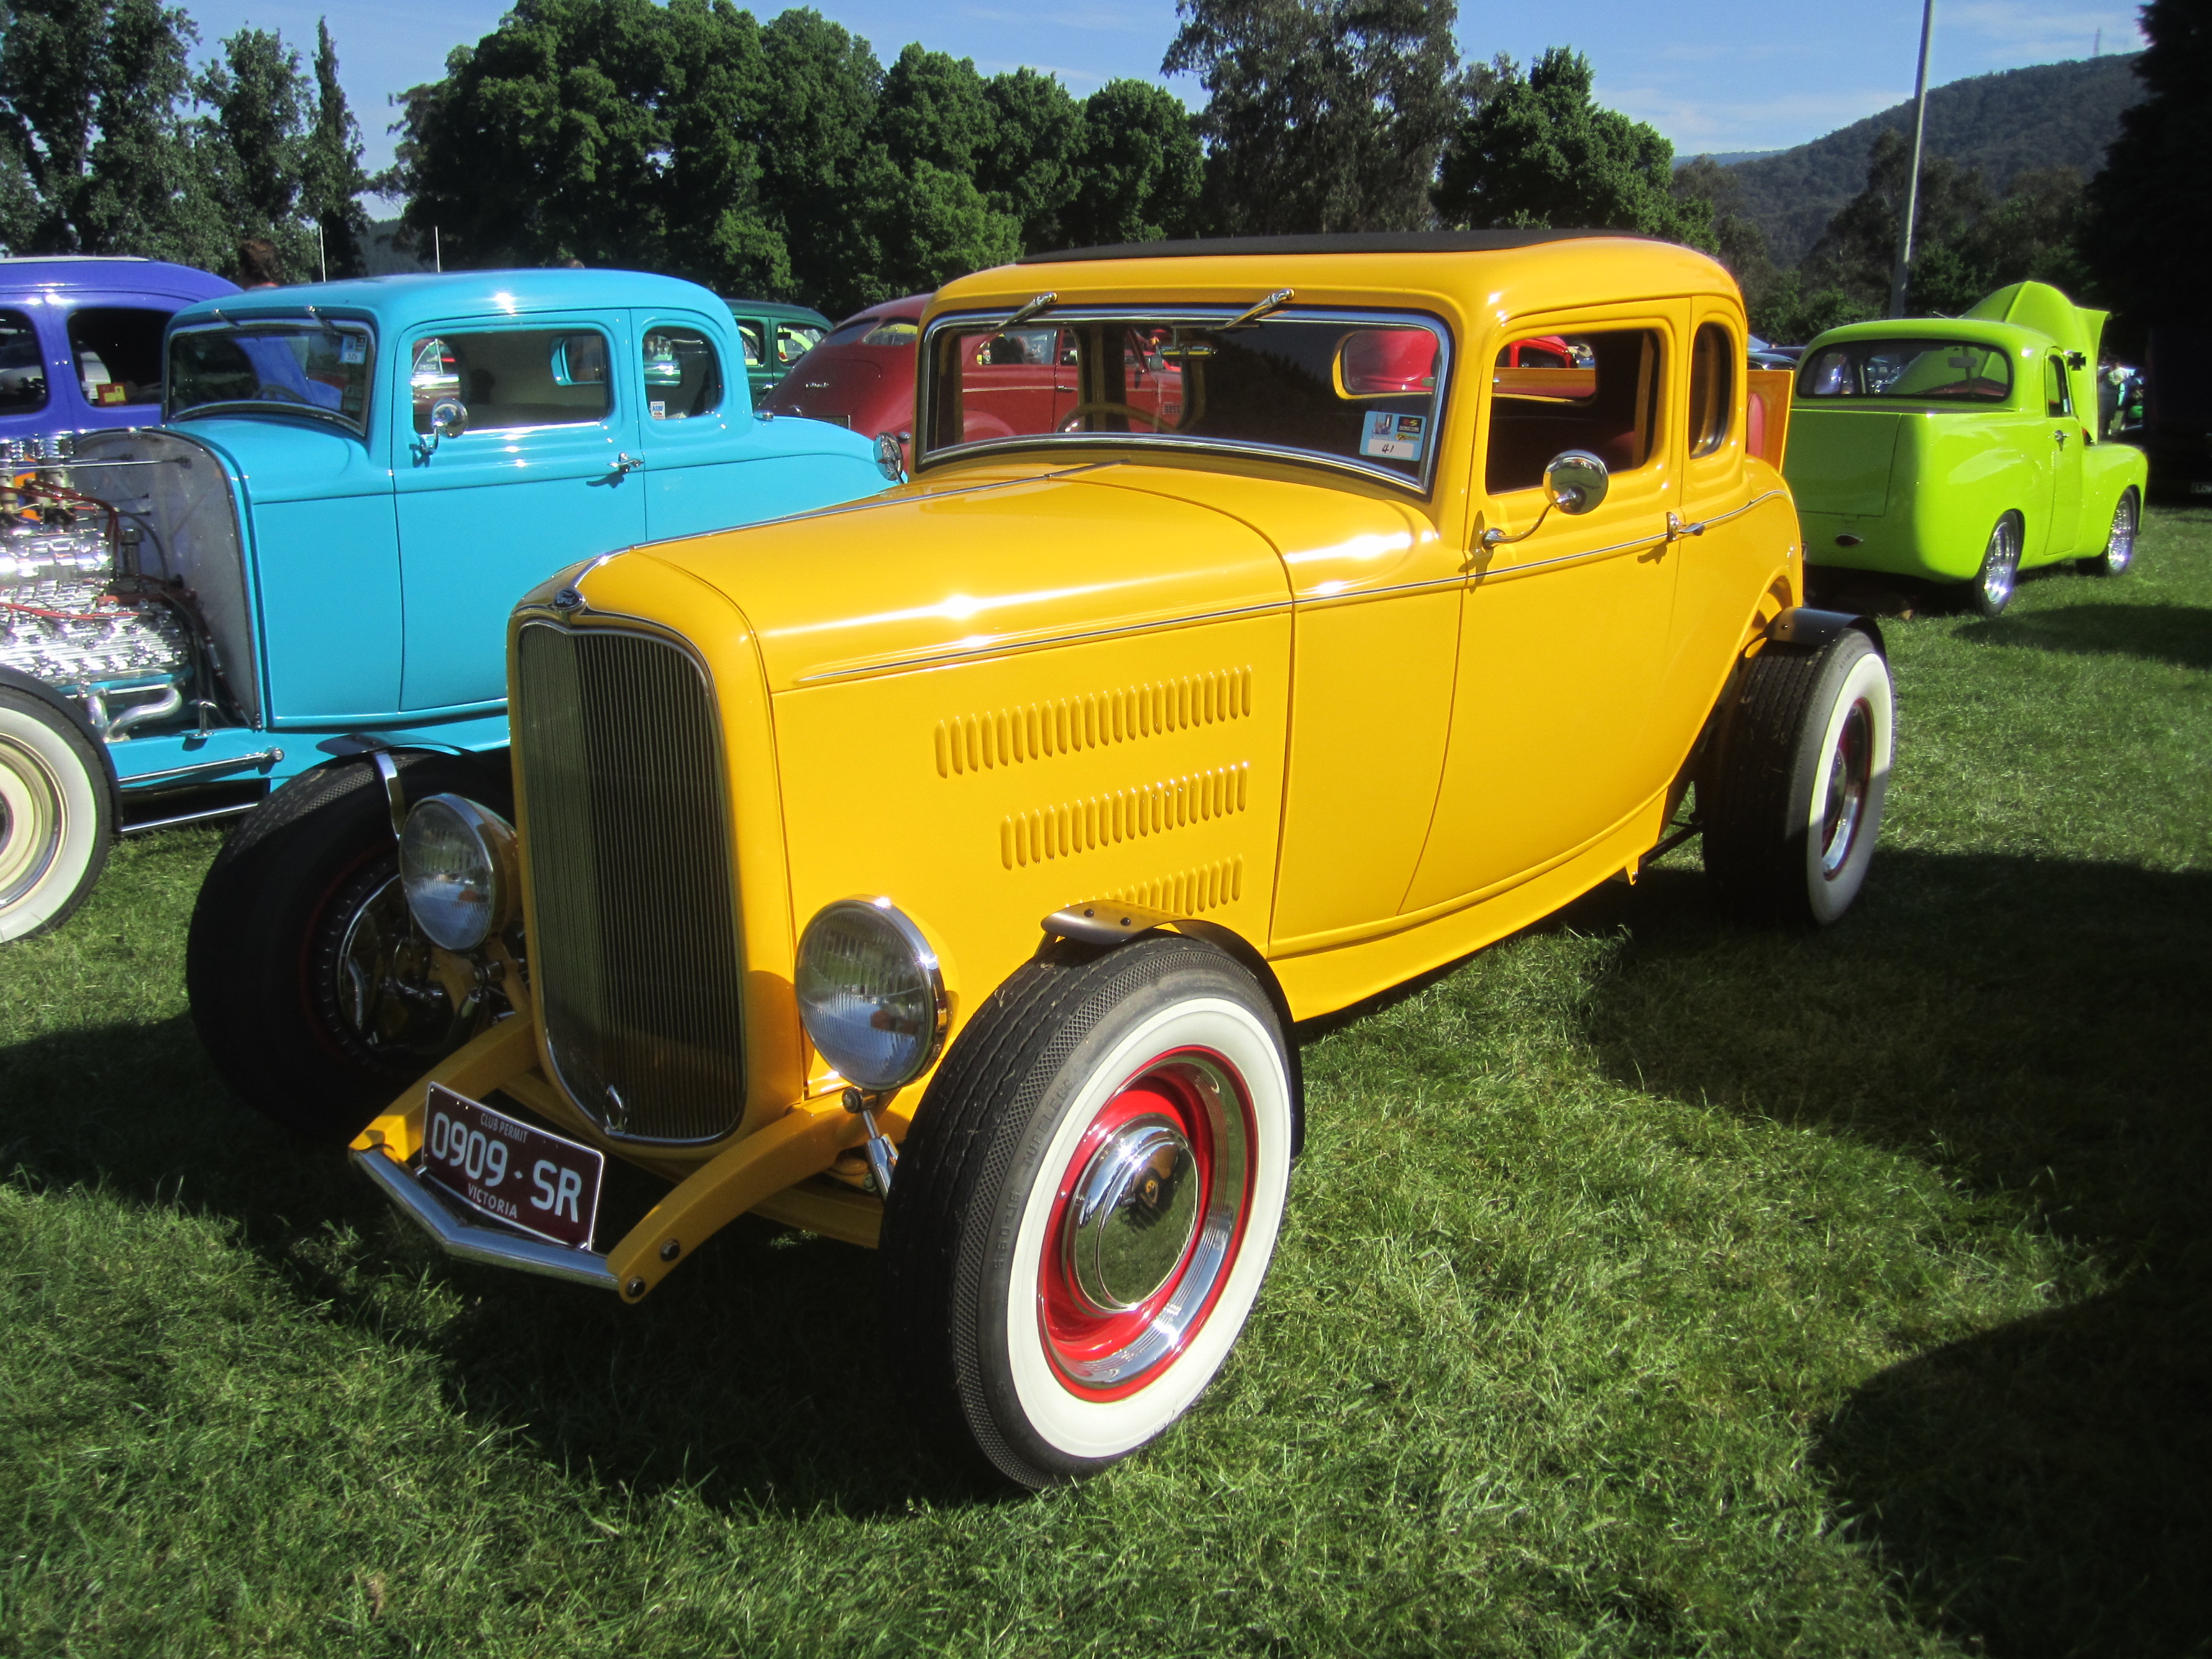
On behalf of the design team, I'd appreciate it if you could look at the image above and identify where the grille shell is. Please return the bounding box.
[515,620,747,1144]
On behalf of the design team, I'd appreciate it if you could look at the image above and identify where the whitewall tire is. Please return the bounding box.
[881,935,1294,1487]
[0,689,112,942]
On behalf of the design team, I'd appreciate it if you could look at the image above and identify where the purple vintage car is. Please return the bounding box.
[0,257,239,451]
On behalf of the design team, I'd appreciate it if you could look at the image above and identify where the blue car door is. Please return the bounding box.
[630,309,754,542]
[392,314,646,712]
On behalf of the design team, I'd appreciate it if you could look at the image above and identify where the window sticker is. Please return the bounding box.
[1361,410,1425,461]
[339,333,367,365]
[650,399,666,420]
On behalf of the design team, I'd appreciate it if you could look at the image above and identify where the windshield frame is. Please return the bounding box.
[1795,335,2016,405]
[917,302,1455,495]
[164,314,378,435]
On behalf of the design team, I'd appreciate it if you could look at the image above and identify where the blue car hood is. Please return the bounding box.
[167,415,389,503]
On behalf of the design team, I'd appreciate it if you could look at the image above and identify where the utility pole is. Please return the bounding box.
[318,223,327,283]
[434,226,442,273]
[1887,0,1936,319]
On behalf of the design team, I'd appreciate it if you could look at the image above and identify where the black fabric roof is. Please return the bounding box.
[1015,230,1653,265]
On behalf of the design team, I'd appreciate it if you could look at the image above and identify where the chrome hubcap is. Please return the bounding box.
[1983,522,2019,607]
[328,871,463,1061]
[1820,699,1873,878]
[0,736,63,910]
[1066,1116,1202,1311]
[2107,497,2136,572]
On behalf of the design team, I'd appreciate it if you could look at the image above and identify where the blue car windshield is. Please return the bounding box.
[168,321,374,431]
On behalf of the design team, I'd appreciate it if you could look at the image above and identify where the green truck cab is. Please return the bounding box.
[1787,282,2147,615]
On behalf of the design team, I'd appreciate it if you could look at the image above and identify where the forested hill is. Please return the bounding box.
[1705,54,2144,264]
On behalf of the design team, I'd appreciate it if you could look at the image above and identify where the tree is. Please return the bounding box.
[2083,0,2211,336]
[1164,0,1464,234]
[1432,46,1703,241]
[303,19,373,277]
[1797,127,1991,314]
[196,27,315,275]
[1059,79,1204,248]
[1673,153,1784,317]
[979,68,1084,250]
[0,0,218,259]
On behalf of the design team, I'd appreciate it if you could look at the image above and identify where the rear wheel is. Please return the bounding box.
[2079,487,2138,577]
[880,935,1294,1487]
[186,750,511,1141]
[0,689,111,942]
[1971,511,2023,616]
[1703,629,1893,926]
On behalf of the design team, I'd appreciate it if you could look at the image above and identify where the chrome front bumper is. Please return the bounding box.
[350,1147,620,1290]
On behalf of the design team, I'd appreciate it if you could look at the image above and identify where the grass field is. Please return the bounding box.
[3,510,2207,1658]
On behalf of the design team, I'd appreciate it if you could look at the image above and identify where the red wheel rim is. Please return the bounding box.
[1036,1046,1254,1400]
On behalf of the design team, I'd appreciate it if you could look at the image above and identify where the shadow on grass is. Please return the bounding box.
[0,1014,993,1519]
[1957,602,2212,671]
[1567,850,2212,1659]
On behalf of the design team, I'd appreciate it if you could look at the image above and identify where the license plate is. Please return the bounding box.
[419,1084,604,1250]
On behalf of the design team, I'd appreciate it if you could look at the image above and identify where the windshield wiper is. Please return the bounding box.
[995,291,1057,333]
[1221,288,1294,330]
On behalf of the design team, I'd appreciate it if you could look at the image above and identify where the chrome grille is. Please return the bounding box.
[515,621,745,1143]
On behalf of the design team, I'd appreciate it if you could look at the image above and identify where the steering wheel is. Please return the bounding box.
[255,383,307,404]
[1058,401,1171,433]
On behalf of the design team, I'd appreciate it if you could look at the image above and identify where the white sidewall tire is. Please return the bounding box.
[0,700,109,942]
[1800,645,1893,926]
[1002,994,1293,1463]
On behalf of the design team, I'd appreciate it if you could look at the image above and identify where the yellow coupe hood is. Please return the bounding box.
[628,465,1301,691]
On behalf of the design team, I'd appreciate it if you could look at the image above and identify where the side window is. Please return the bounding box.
[641,327,723,421]
[1487,328,1662,495]
[733,321,764,369]
[412,328,613,435]
[776,322,822,365]
[2045,354,2072,418]
[1688,322,1733,457]
[68,307,169,407]
[0,310,46,412]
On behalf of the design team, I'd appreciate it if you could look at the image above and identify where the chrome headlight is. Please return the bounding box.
[795,898,947,1091]
[399,794,518,953]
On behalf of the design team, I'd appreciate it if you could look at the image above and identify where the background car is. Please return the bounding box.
[0,255,237,452]
[1786,280,2147,615]
[317,232,1893,1493]
[721,296,831,402]
[5,268,885,981]
[758,293,929,446]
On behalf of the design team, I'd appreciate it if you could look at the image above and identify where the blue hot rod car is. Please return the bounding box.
[1,268,883,1116]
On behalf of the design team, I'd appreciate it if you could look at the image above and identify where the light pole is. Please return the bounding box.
[1887,0,1936,318]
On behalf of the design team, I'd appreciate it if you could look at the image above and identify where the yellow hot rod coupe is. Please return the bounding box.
[262,232,1895,1486]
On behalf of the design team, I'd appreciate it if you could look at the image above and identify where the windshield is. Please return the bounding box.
[920,306,1450,489]
[1797,338,2012,403]
[167,320,374,430]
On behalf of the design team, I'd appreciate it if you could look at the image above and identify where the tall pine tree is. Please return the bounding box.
[2083,0,2209,335]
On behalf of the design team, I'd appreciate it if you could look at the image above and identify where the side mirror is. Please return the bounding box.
[1544,449,1608,514]
[1480,450,1609,548]
[414,396,467,462]
[875,430,908,485]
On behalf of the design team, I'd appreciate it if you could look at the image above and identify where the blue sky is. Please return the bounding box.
[175,0,2148,207]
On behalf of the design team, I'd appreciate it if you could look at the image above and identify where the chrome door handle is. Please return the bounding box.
[613,451,645,474]
[2053,428,2069,447]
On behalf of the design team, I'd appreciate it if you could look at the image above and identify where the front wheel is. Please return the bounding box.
[1971,511,2023,616]
[2079,487,2138,577]
[0,689,112,942]
[186,750,512,1141]
[1703,629,1895,926]
[879,936,1294,1487]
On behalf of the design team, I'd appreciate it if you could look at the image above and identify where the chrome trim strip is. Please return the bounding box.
[351,1147,620,1289]
[1671,487,1790,538]
[120,800,257,835]
[794,598,1295,684]
[120,748,284,787]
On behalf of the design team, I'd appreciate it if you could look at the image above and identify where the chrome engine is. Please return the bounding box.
[1,474,198,739]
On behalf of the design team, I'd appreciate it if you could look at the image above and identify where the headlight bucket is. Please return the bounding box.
[398,794,519,953]
[795,897,947,1092]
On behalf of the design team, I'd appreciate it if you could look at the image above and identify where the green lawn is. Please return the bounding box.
[4,512,2207,1658]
